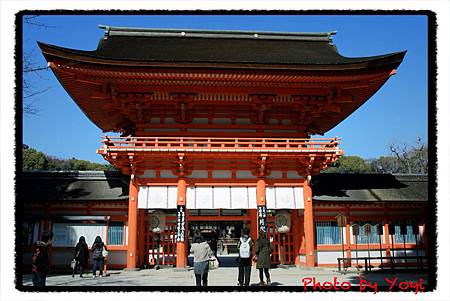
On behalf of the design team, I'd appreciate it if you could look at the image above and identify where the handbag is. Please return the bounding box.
[70,258,77,269]
[102,248,109,257]
[208,256,219,270]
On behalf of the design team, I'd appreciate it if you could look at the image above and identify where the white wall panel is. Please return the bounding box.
[160,170,177,178]
[236,171,256,179]
[188,170,208,178]
[140,170,156,179]
[316,251,343,264]
[212,170,232,179]
[286,171,303,179]
[267,171,282,179]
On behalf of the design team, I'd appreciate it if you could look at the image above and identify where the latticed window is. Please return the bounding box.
[354,221,383,244]
[393,220,417,243]
[315,221,341,245]
[108,222,124,245]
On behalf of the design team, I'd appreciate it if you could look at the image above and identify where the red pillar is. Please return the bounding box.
[138,209,146,268]
[291,210,301,266]
[126,178,138,269]
[256,178,267,235]
[176,178,187,268]
[303,178,315,268]
[383,207,391,257]
[345,207,352,259]
[249,209,258,242]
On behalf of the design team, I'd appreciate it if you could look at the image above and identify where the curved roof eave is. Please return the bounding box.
[38,41,406,72]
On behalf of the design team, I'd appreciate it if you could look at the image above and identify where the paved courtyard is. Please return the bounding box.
[22,266,428,292]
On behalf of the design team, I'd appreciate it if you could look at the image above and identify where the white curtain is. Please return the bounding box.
[52,223,106,247]
[213,187,231,208]
[138,186,178,209]
[138,185,303,209]
[266,187,304,209]
[195,187,213,209]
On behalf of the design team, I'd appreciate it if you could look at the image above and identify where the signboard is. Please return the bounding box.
[257,205,267,233]
[176,205,186,242]
[335,213,346,227]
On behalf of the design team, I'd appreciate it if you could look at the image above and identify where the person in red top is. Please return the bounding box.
[31,231,53,287]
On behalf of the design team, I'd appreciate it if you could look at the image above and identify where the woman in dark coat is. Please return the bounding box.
[91,236,108,278]
[72,236,89,277]
[255,230,273,285]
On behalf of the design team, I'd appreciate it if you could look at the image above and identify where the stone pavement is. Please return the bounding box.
[22,266,428,291]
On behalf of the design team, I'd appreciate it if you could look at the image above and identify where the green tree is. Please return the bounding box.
[22,145,49,170]
[23,145,115,171]
[324,156,371,173]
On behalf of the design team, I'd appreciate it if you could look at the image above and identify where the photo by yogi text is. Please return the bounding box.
[300,276,425,293]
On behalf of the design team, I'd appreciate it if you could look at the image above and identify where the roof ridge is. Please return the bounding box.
[98,25,336,42]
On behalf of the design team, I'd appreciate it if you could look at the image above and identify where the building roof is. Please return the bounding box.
[37,26,407,136]
[19,171,129,202]
[19,171,427,203]
[38,25,405,69]
[313,173,428,202]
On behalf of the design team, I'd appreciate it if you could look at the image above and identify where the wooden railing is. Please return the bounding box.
[98,136,342,154]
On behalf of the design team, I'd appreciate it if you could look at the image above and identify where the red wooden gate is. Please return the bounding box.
[144,222,177,267]
[267,222,295,265]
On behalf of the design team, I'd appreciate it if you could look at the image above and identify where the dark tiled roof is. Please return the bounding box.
[313,173,428,202]
[38,26,406,69]
[19,171,427,203]
[19,171,129,202]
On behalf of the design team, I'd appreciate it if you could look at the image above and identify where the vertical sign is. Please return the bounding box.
[176,205,186,242]
[257,205,267,233]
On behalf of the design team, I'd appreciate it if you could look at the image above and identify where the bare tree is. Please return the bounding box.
[22,15,54,115]
[389,137,428,174]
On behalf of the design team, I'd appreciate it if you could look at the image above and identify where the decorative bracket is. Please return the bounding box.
[250,94,275,124]
[173,153,193,177]
[169,92,197,123]
[251,155,271,178]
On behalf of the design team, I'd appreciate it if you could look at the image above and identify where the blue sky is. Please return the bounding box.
[22,14,429,164]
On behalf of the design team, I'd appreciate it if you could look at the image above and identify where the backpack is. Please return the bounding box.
[239,237,251,258]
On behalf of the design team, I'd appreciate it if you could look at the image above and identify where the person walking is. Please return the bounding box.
[209,228,221,265]
[190,232,214,286]
[72,236,89,278]
[31,231,53,287]
[91,236,108,278]
[255,230,273,285]
[237,228,253,286]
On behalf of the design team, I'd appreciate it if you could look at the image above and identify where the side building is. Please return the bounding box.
[19,171,428,271]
